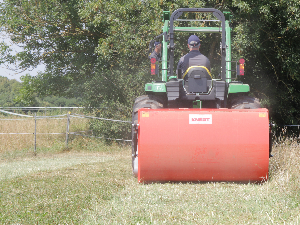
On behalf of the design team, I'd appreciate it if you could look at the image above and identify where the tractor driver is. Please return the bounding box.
[149,41,161,75]
[177,35,211,78]
[149,41,162,61]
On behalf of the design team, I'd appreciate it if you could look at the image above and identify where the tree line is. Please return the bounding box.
[0,0,299,126]
[0,76,82,107]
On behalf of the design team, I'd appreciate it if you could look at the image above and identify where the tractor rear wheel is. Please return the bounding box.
[131,95,165,176]
[230,96,261,109]
[230,95,273,157]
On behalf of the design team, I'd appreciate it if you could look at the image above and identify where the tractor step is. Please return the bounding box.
[137,108,269,183]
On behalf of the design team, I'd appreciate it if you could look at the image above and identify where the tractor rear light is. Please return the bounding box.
[239,64,244,75]
[238,58,245,76]
[150,58,156,64]
[150,58,157,75]
[151,64,156,75]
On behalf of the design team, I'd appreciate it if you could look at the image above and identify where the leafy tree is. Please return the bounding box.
[0,76,22,107]
[0,75,82,107]
[1,0,300,128]
[230,0,300,125]
[40,96,82,107]
[0,0,103,97]
[0,0,211,110]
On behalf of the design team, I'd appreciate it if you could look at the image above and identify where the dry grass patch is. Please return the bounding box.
[0,115,89,158]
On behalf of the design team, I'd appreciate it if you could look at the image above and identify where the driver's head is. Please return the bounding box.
[187,35,200,49]
[154,41,162,51]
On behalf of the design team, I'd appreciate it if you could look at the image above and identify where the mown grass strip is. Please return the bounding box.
[0,154,115,181]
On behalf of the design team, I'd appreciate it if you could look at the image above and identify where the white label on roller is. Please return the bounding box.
[189,114,212,124]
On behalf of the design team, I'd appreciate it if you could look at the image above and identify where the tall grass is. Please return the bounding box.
[0,115,299,224]
[0,114,88,159]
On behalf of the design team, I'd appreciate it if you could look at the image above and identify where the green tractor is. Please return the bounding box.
[132,8,267,181]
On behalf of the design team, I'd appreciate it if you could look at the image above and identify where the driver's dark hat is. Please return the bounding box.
[188,35,200,47]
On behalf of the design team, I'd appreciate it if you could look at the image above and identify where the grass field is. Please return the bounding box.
[0,116,300,224]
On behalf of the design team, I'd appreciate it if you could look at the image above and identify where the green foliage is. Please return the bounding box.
[231,0,300,125]
[14,75,82,107]
[40,96,82,107]
[14,75,39,106]
[0,76,22,107]
[0,75,81,107]
[0,0,102,96]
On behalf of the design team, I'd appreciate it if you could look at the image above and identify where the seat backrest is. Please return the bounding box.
[182,66,212,81]
[182,66,212,93]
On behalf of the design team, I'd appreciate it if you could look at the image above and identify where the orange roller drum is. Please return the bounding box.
[137,108,269,183]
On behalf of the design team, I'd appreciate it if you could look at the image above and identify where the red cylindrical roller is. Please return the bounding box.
[138,108,269,183]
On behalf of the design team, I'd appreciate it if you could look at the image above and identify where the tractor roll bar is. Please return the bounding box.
[168,8,226,81]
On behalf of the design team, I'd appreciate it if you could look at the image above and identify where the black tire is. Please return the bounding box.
[132,95,165,124]
[230,95,273,157]
[131,95,165,176]
[230,96,261,109]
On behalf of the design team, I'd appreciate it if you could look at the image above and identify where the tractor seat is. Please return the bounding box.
[182,66,212,93]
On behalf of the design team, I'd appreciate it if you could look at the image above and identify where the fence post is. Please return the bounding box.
[65,112,70,148]
[34,113,37,155]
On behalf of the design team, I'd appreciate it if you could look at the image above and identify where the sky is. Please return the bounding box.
[0,0,45,82]
[0,32,45,82]
[0,63,44,82]
[0,1,64,83]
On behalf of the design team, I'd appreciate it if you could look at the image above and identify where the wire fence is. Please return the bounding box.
[0,108,132,154]
[1,107,299,153]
